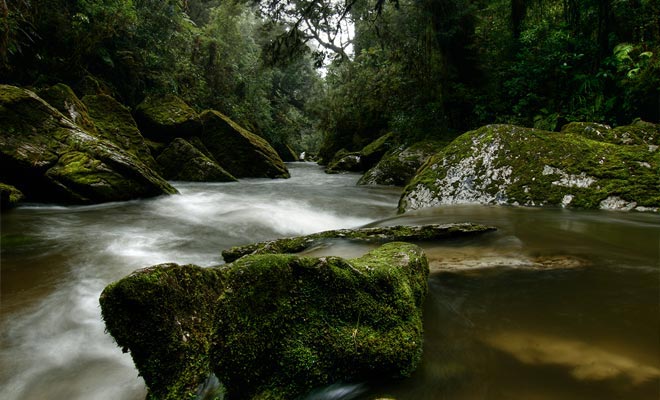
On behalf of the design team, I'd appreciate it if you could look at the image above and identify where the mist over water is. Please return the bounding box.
[1,162,659,400]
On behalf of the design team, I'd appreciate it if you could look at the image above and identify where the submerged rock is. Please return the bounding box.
[100,242,429,400]
[359,141,446,186]
[0,85,177,204]
[156,138,237,182]
[222,222,496,263]
[399,124,660,213]
[326,134,395,174]
[134,94,202,141]
[200,110,289,179]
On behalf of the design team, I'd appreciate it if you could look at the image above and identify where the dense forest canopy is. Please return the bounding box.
[2,0,659,158]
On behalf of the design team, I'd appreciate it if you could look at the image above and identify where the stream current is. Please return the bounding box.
[1,162,658,399]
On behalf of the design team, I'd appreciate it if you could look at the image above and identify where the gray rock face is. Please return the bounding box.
[399,124,660,213]
[0,85,177,205]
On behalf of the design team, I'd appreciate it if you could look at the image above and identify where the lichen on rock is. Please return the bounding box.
[100,242,430,400]
[399,124,660,213]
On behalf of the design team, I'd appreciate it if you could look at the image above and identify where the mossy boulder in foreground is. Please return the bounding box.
[200,110,289,179]
[100,242,429,400]
[399,124,660,213]
[0,85,177,205]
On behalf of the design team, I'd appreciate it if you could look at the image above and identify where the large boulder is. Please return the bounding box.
[156,138,237,182]
[100,242,429,400]
[358,141,446,186]
[399,124,660,213]
[0,85,177,204]
[199,110,289,179]
[325,149,363,174]
[134,95,202,141]
[82,94,157,169]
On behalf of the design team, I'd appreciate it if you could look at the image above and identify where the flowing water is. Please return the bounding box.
[1,163,658,400]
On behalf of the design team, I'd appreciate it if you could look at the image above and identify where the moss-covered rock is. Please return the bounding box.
[0,84,177,204]
[358,141,447,186]
[156,138,237,182]
[134,95,202,141]
[100,242,429,400]
[359,132,395,170]
[39,83,97,134]
[199,110,290,179]
[325,149,363,174]
[399,124,660,213]
[561,120,660,146]
[0,182,24,209]
[82,94,157,169]
[222,223,496,263]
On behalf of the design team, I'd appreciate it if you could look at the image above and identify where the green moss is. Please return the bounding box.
[156,138,237,182]
[222,223,495,263]
[82,94,157,169]
[100,243,430,400]
[100,264,225,400]
[358,140,447,186]
[200,110,289,179]
[39,83,97,133]
[0,182,24,209]
[134,95,201,141]
[213,242,428,399]
[400,123,660,212]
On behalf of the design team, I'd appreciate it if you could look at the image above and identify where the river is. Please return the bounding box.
[1,162,658,399]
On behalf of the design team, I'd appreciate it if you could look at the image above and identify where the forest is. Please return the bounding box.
[2,2,660,400]
[3,0,659,161]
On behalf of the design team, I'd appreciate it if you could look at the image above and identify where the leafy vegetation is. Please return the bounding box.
[1,0,658,158]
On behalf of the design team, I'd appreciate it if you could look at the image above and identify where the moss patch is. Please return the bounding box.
[0,182,24,209]
[0,84,176,204]
[39,83,97,134]
[100,243,430,400]
[358,140,448,186]
[82,94,157,169]
[200,110,289,179]
[222,223,496,263]
[156,138,237,182]
[134,95,201,141]
[399,124,660,213]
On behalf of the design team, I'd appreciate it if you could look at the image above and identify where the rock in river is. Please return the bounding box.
[100,242,429,400]
[200,110,289,179]
[0,85,176,205]
[399,124,660,213]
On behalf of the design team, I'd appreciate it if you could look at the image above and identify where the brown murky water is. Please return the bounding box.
[1,163,659,400]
